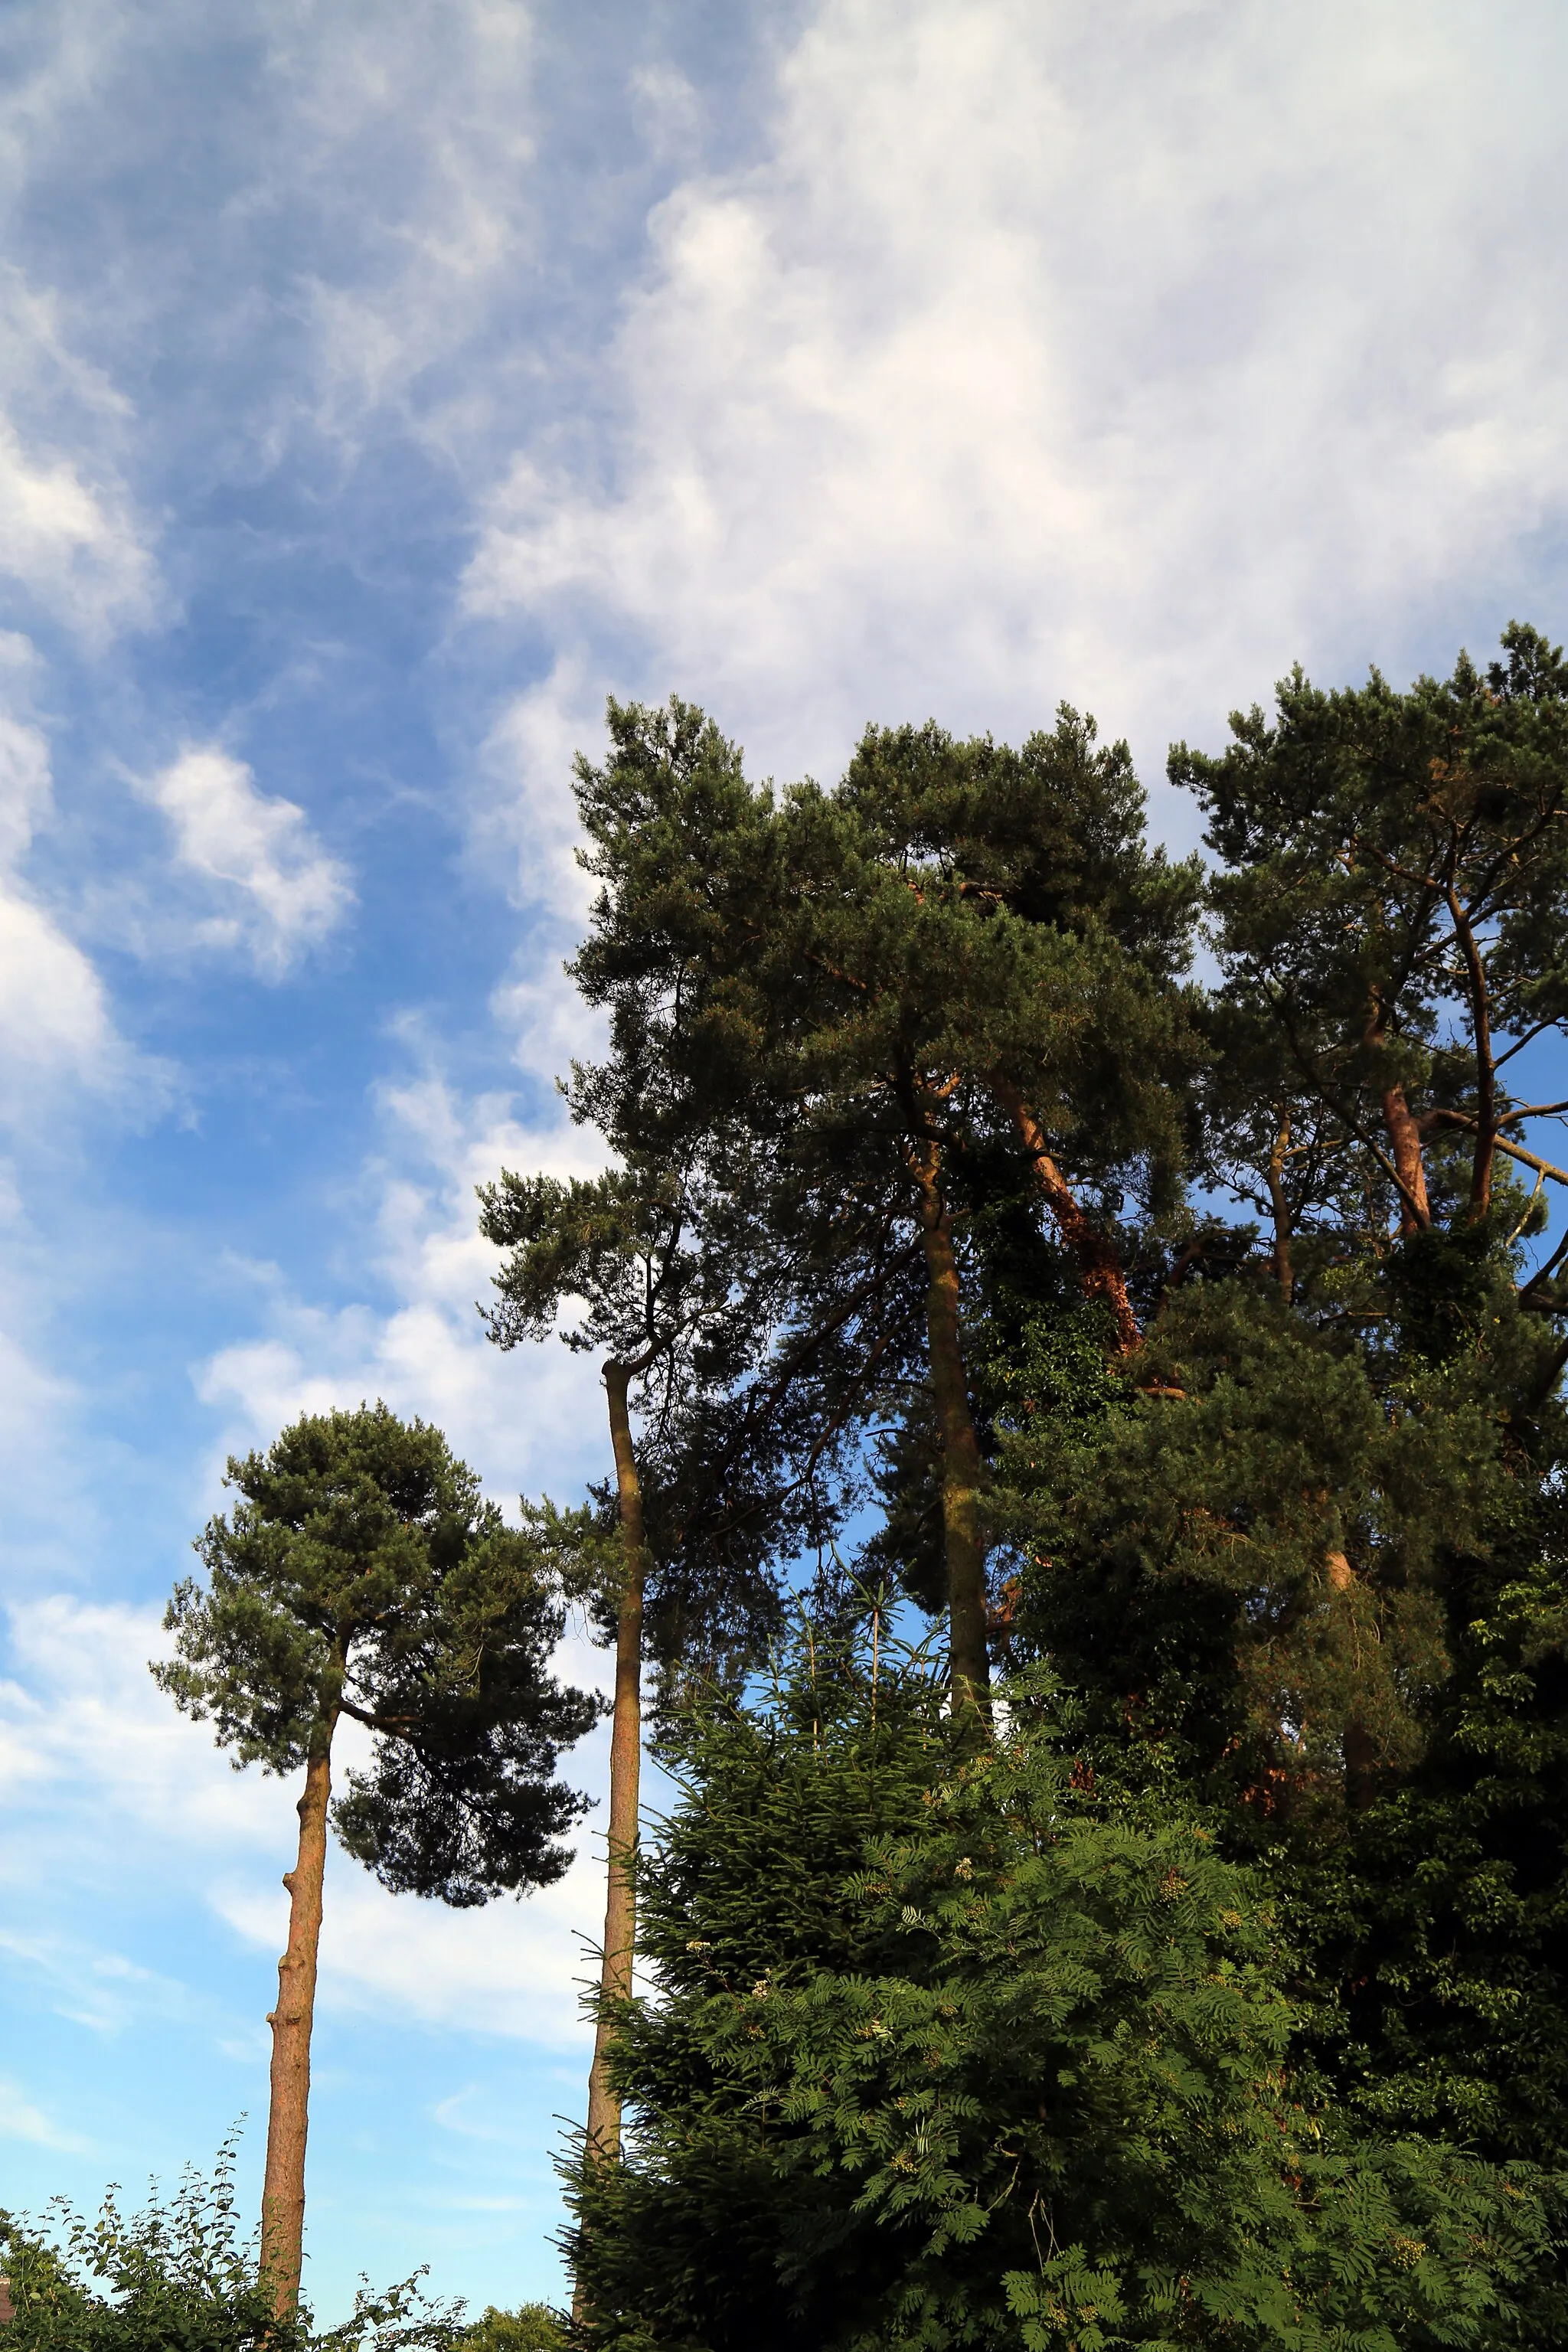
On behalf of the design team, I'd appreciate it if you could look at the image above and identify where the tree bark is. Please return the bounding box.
[1381,1082,1432,1233]
[910,1145,990,1720]
[1266,1115,1295,1302]
[584,1362,648,2162]
[260,1717,338,2318]
[993,1078,1141,1353]
[1446,887,1497,1223]
[1365,994,1430,1234]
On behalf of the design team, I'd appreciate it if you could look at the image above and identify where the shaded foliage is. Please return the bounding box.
[567,1628,1561,2350]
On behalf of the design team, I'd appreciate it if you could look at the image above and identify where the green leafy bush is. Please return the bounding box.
[456,2306,566,2352]
[0,2143,459,2352]
[567,1623,1563,2350]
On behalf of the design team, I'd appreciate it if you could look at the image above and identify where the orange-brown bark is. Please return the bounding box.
[584,1362,648,2163]
[1381,1081,1431,1233]
[1325,1550,1376,1808]
[994,1078,1141,1353]
[260,1727,336,2317]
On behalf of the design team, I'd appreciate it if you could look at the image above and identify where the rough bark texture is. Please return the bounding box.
[1266,1116,1295,1302]
[584,1363,647,2162]
[1381,1081,1432,1233]
[1364,995,1431,1234]
[994,1079,1142,1354]
[260,1727,336,2318]
[910,1147,990,1720]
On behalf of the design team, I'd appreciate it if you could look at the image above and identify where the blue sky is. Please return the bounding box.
[3,0,1568,2320]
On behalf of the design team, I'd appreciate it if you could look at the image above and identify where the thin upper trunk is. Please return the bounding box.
[584,1361,648,2162]
[910,1143,990,1720]
[993,1078,1141,1354]
[260,1707,338,2318]
[1266,1114,1295,1302]
[1446,887,1498,1222]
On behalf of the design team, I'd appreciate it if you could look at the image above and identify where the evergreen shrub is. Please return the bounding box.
[567,1623,1562,2350]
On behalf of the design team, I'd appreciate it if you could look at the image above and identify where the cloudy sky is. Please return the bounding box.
[2,0,1566,2318]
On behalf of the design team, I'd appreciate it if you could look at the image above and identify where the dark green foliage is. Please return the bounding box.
[154,1404,600,1902]
[0,2146,456,2352]
[996,1280,1504,1827]
[475,1161,807,1705]
[567,1628,1560,2350]
[544,644,1568,2334]
[1170,621,1568,1240]
[1295,1551,1568,2164]
[562,696,1207,1694]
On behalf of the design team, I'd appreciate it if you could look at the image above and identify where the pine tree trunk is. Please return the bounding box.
[1382,1081,1431,1233]
[1266,1116,1295,1302]
[585,1362,647,2161]
[1364,995,1430,1233]
[910,1146,990,1720]
[994,1078,1140,1353]
[260,1721,336,2318]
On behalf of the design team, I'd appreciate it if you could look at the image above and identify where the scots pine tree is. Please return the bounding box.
[153,1405,599,2314]
[567,700,1201,1717]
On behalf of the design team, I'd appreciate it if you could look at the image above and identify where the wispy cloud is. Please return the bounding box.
[143,747,353,979]
[466,0,1568,815]
[0,645,144,1110]
[0,2076,91,2153]
[194,1039,608,1501]
[1,1583,612,2051]
[0,259,156,642]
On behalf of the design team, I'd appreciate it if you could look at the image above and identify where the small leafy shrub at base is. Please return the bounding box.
[1,2142,460,2352]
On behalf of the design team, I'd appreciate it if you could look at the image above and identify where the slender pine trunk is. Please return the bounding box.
[910,1145,990,1720]
[260,1714,337,2318]
[994,1078,1140,1353]
[1266,1114,1295,1302]
[1445,888,1497,1223]
[584,1362,647,2161]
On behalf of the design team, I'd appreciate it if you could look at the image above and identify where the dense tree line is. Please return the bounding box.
[100,623,1568,2344]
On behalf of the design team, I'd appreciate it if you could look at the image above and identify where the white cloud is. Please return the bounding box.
[0,1583,615,2053]
[0,656,142,1107]
[145,746,353,978]
[0,1599,281,1870]
[467,658,605,923]
[215,1811,606,2048]
[0,256,157,641]
[0,681,53,869]
[466,0,1568,822]
[0,410,153,643]
[262,0,543,458]
[195,1053,609,1506]
[0,2076,90,2152]
[0,888,122,1078]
